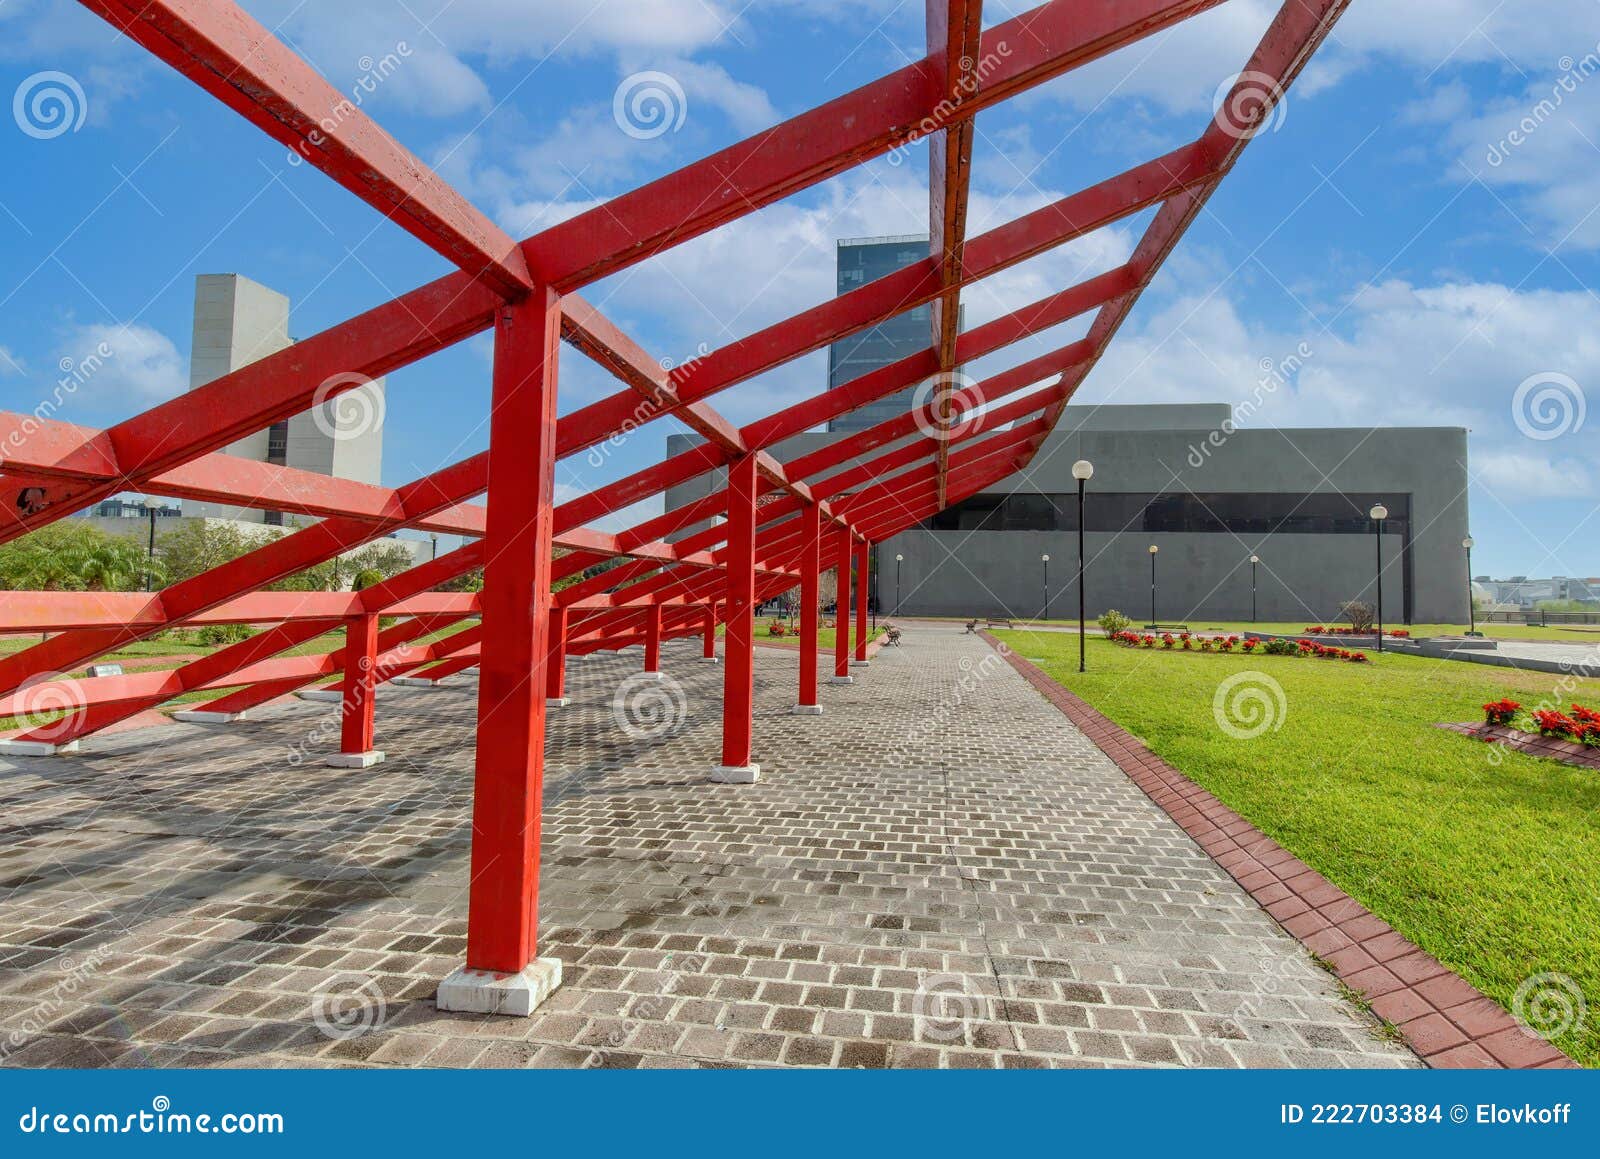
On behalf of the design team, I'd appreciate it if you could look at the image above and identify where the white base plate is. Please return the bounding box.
[851,659,870,667]
[392,677,438,688]
[791,704,824,716]
[326,750,385,768]
[710,763,761,784]
[828,675,855,685]
[546,697,570,708]
[299,689,343,702]
[0,738,78,757]
[701,655,721,663]
[435,960,562,1016]
[173,709,247,723]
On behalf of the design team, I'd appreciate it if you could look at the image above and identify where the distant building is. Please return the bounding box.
[184,273,385,524]
[827,236,942,433]
[1476,577,1600,607]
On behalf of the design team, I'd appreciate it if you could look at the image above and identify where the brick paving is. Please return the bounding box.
[0,627,1416,1068]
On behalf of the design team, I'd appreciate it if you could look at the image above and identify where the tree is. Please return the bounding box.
[157,519,273,586]
[0,521,156,592]
[75,535,158,591]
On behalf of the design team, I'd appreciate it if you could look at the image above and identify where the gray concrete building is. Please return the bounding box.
[186,273,385,524]
[667,403,1473,624]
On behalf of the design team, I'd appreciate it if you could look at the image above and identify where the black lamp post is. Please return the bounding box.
[145,503,157,592]
[895,553,903,615]
[1041,554,1051,621]
[1463,536,1478,636]
[1148,545,1159,627]
[1370,502,1388,653]
[1250,553,1259,623]
[431,532,439,561]
[1072,459,1093,672]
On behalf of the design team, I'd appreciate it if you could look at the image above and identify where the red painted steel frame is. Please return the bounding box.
[0,0,1354,989]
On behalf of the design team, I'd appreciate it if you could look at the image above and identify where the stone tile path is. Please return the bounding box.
[0,627,1415,1068]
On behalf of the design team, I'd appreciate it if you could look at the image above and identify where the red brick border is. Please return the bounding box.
[982,631,1577,1070]
[1437,722,1600,771]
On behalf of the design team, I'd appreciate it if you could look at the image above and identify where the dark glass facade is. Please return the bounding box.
[924,492,1412,535]
[827,236,932,433]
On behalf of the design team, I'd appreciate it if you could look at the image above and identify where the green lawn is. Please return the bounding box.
[996,628,1600,1066]
[979,618,1600,643]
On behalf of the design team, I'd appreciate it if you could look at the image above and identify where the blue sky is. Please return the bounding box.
[1,0,1599,579]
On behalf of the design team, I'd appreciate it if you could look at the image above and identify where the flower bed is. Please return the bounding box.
[1111,631,1368,663]
[1478,697,1600,747]
[1304,626,1410,638]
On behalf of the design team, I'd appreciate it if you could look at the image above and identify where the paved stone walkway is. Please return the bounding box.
[0,628,1415,1068]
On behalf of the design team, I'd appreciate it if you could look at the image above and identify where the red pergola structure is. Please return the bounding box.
[0,0,1349,1013]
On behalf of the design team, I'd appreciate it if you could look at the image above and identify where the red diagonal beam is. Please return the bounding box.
[76,0,532,296]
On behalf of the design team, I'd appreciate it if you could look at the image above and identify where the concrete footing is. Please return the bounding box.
[392,677,439,688]
[0,738,79,757]
[435,960,562,1016]
[173,709,248,724]
[710,764,761,784]
[701,655,721,663]
[828,675,855,685]
[638,671,666,682]
[791,704,824,716]
[299,689,343,702]
[326,750,385,769]
[851,659,870,667]
[546,697,570,708]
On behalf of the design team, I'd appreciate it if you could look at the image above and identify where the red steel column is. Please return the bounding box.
[715,454,760,782]
[832,529,854,684]
[644,602,663,677]
[793,503,822,714]
[332,613,382,767]
[702,602,718,661]
[854,540,870,666]
[546,606,568,706]
[450,288,563,1009]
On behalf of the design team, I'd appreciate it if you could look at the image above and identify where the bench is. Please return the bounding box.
[1144,623,1190,632]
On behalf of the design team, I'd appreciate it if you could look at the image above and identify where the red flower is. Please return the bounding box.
[1482,698,1520,726]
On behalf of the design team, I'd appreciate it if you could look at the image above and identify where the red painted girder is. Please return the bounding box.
[927,0,984,510]
[76,0,531,296]
[0,589,479,632]
[525,0,1225,290]
[559,141,1213,457]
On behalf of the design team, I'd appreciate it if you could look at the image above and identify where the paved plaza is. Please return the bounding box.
[0,629,1415,1068]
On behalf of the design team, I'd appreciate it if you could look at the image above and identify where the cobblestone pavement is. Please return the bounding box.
[0,627,1416,1068]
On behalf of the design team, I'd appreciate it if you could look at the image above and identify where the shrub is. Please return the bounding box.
[1097,609,1133,637]
[1340,600,1375,634]
[766,620,786,637]
[197,622,253,647]
[1483,698,1520,727]
[1262,638,1299,656]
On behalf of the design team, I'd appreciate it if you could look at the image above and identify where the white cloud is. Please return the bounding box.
[1080,275,1600,505]
[57,323,186,403]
